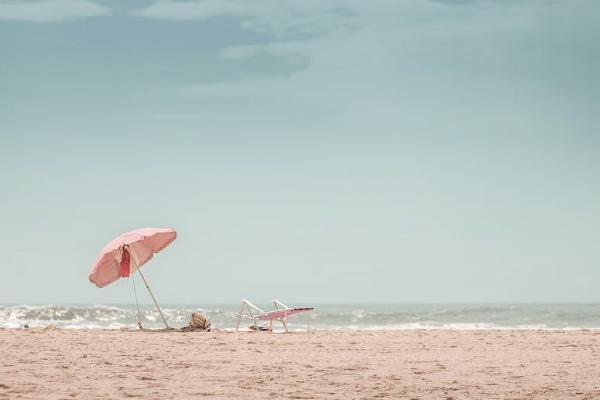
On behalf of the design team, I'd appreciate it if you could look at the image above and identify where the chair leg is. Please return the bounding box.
[236,302,244,332]
[282,318,288,333]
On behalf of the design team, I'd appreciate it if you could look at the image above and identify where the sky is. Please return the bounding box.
[1,0,599,304]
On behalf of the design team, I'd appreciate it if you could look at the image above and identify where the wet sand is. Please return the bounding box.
[1,329,600,399]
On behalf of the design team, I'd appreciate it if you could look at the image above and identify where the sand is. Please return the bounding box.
[1,329,600,399]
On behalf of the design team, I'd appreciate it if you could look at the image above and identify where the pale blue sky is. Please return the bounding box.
[1,0,599,304]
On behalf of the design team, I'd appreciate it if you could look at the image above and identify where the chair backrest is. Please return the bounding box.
[241,299,266,314]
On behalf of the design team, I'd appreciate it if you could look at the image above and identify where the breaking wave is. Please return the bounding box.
[2,303,600,330]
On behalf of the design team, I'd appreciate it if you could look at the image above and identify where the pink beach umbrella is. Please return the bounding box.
[89,227,177,329]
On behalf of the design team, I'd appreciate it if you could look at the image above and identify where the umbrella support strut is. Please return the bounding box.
[136,267,170,329]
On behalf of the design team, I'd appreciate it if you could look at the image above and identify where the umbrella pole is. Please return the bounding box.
[136,267,170,329]
[131,272,143,330]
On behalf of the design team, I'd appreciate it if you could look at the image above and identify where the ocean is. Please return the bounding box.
[2,303,600,331]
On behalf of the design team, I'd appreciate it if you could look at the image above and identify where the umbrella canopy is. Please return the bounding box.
[89,227,177,288]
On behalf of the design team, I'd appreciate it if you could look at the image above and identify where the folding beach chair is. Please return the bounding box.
[235,299,313,333]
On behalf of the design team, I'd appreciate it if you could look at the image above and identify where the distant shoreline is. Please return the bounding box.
[4,303,600,331]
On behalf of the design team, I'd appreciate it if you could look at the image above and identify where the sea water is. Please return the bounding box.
[2,303,600,330]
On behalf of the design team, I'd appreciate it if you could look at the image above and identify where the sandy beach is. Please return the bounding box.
[1,329,599,399]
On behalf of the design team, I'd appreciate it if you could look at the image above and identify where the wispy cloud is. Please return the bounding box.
[133,0,253,20]
[131,0,600,139]
[135,0,358,86]
[0,0,109,22]
[133,0,356,39]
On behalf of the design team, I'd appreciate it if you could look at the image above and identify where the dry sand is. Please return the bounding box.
[1,329,600,399]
